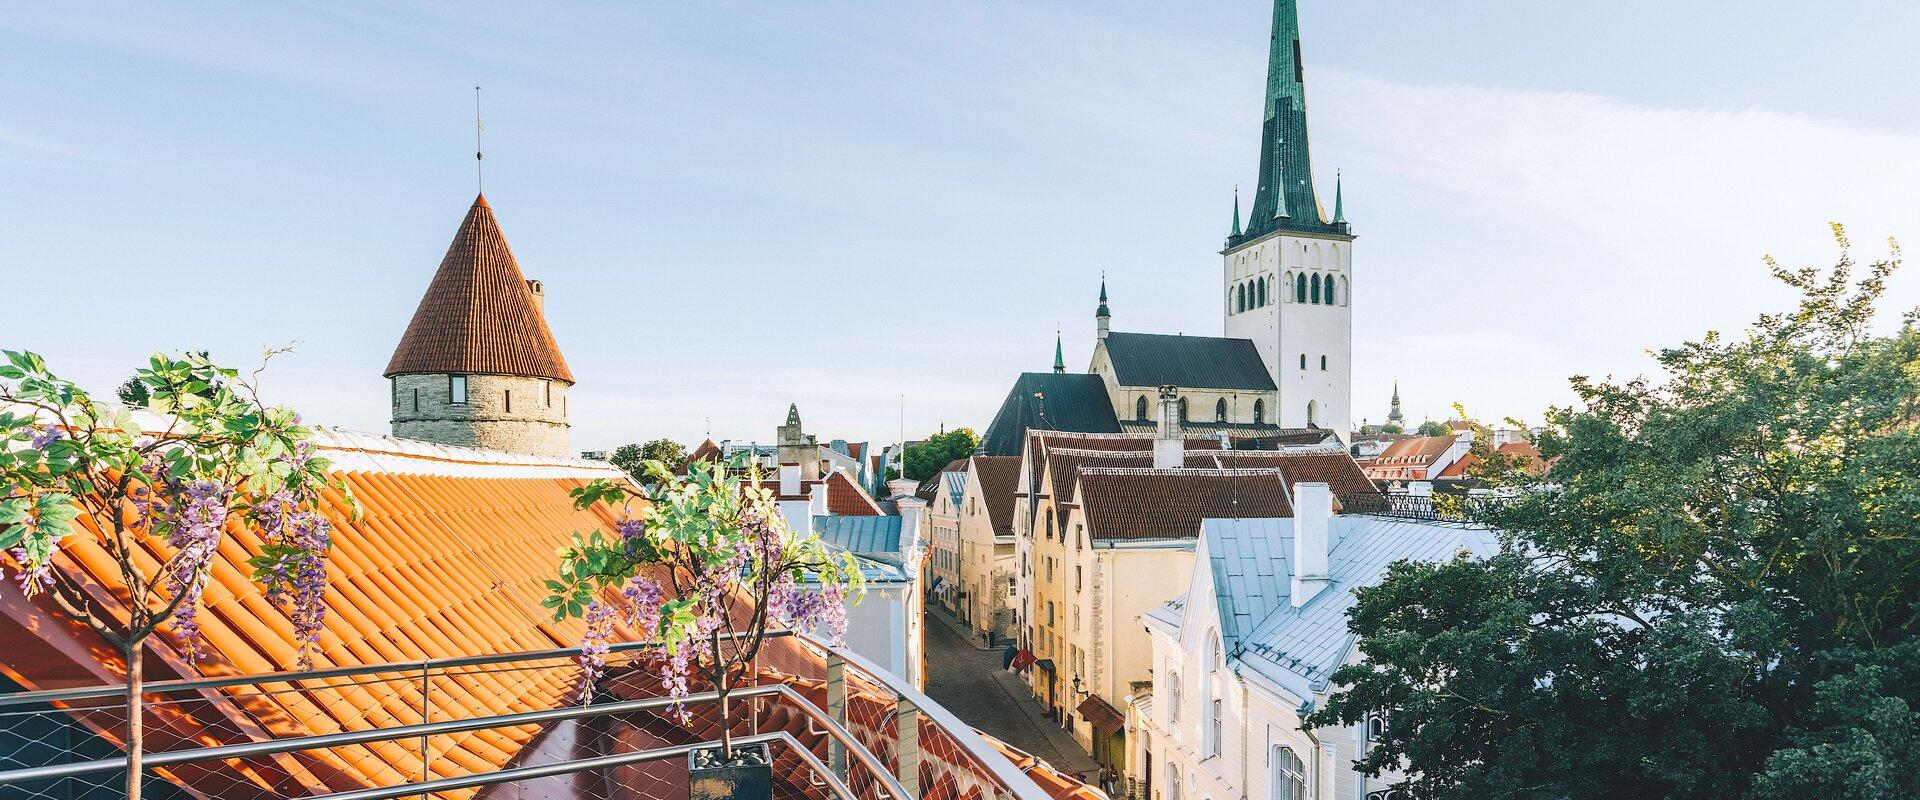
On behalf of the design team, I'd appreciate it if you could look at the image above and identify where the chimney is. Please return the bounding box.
[808,480,827,518]
[525,279,545,315]
[1291,482,1332,607]
[888,478,920,500]
[779,496,814,540]
[896,495,927,561]
[779,463,801,498]
[1154,385,1183,469]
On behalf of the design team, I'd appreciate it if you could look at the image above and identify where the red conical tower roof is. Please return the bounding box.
[385,195,573,383]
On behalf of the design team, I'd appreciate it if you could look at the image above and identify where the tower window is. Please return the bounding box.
[1236,284,1246,313]
[1321,355,1328,371]
[1326,277,1338,305]
[1215,398,1228,422]
[543,379,552,407]
[391,379,399,409]
[1295,273,1307,303]
[1300,353,1307,370]
[412,388,420,412]
[504,389,512,413]
[1311,273,1323,304]
[1253,399,1265,424]
[1136,395,1149,420]
[1258,278,1268,307]
[1178,397,1189,422]
[449,375,468,405]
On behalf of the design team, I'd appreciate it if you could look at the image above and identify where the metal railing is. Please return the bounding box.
[1338,491,1509,523]
[0,630,1058,800]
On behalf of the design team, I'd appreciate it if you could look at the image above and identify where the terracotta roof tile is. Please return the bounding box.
[970,455,1022,534]
[1076,468,1292,541]
[824,471,883,516]
[385,195,573,383]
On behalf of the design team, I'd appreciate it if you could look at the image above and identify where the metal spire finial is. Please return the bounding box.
[474,86,485,193]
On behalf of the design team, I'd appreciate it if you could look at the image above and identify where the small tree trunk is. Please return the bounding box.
[712,631,732,757]
[125,640,144,800]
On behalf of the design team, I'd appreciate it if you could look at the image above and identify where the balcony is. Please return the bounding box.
[0,630,1086,800]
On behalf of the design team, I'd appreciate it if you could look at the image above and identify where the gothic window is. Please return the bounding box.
[1253,399,1265,424]
[1321,355,1328,371]
[1299,353,1307,370]
[1136,395,1149,420]
[1307,400,1319,427]
[1046,510,1055,540]
[1236,283,1246,312]
[1282,272,1293,302]
[1215,398,1228,422]
[1325,275,1338,305]
[1311,273,1322,304]
[1295,273,1307,303]
[1272,746,1306,800]
[1178,397,1189,422]
[1365,709,1391,742]
[1257,278,1268,307]
[1340,275,1350,306]
[449,375,468,405]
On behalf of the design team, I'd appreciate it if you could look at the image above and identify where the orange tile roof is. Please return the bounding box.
[825,470,883,516]
[1075,468,1293,541]
[384,194,574,383]
[0,429,626,797]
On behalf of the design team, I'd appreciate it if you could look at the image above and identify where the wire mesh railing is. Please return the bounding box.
[1337,492,1509,523]
[0,632,1062,800]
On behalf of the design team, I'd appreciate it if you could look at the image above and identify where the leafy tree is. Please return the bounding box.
[610,438,688,476]
[1415,419,1451,437]
[902,427,978,481]
[116,375,149,407]
[1379,422,1405,435]
[1,350,350,800]
[1309,228,1920,800]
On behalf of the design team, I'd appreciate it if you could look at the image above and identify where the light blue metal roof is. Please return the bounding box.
[814,515,904,556]
[1191,516,1498,696]
[941,471,968,511]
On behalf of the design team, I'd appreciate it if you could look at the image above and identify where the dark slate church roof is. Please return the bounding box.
[1102,332,1277,391]
[979,373,1122,456]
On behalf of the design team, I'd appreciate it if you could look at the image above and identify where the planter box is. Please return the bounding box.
[688,742,772,800]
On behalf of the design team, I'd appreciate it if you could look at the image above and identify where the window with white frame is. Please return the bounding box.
[1271,745,1305,800]
[1167,671,1182,725]
[1167,765,1182,800]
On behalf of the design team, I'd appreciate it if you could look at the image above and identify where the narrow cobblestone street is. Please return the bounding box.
[921,608,1101,782]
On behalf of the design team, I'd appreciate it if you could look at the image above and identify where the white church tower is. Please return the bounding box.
[1221,0,1353,439]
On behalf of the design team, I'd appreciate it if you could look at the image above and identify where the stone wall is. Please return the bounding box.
[390,373,572,457]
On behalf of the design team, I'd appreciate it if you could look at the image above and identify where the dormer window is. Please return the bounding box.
[449,375,468,405]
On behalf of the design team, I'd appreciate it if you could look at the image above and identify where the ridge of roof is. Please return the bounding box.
[1101,331,1277,391]
[385,194,574,383]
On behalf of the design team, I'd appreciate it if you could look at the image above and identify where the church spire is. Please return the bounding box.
[1240,0,1338,240]
[1054,329,1065,374]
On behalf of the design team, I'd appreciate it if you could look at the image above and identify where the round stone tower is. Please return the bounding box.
[385,194,574,457]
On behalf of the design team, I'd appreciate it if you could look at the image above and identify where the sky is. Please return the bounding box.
[4,1,1919,451]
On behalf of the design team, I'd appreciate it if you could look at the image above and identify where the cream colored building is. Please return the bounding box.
[927,468,965,613]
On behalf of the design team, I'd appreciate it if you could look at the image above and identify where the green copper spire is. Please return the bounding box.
[1230,185,1243,237]
[1332,170,1345,224]
[1053,330,1065,374]
[1096,276,1110,319]
[1240,0,1338,240]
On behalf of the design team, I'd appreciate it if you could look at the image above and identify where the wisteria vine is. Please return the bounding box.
[0,349,353,673]
[548,457,863,750]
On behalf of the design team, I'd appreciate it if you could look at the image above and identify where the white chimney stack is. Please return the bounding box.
[808,481,827,518]
[896,495,927,564]
[1154,385,1184,469]
[779,463,801,498]
[1291,481,1332,607]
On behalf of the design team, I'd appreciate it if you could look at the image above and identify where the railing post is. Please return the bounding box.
[418,663,432,799]
[827,653,847,780]
[895,697,920,799]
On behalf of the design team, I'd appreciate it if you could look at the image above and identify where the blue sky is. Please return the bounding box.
[5,1,1919,450]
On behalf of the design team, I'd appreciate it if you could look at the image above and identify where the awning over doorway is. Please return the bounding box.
[1076,694,1126,737]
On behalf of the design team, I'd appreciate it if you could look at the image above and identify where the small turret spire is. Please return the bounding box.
[1230,185,1243,237]
[786,403,802,428]
[1333,170,1345,224]
[1095,274,1111,341]
[1053,328,1065,374]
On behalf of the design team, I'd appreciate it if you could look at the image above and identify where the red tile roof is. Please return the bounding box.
[825,470,883,516]
[385,194,573,383]
[1075,468,1293,541]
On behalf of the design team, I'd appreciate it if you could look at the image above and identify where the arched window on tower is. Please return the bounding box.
[1236,283,1246,312]
[1258,278,1268,306]
[1283,272,1293,302]
[1295,273,1308,303]
[1178,397,1189,422]
[1340,275,1350,306]
[1325,275,1338,306]
[1253,399,1265,424]
[1136,395,1149,420]
[1311,273,1323,304]
[1215,398,1228,422]
[1307,400,1319,427]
